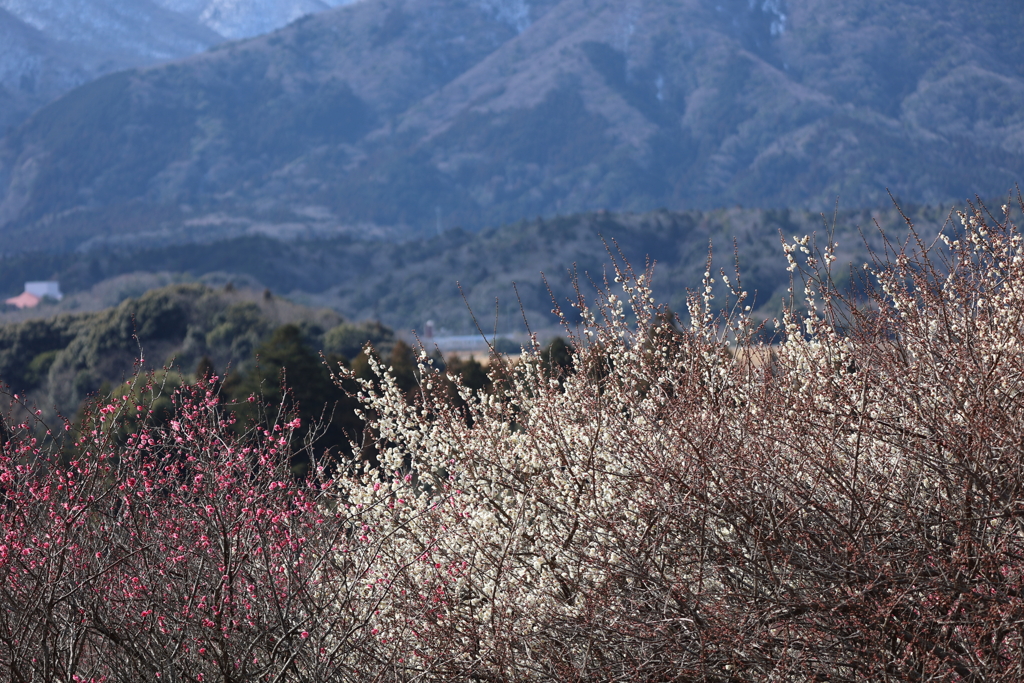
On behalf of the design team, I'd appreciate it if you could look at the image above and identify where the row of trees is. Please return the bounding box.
[201,326,522,473]
[1,198,1023,680]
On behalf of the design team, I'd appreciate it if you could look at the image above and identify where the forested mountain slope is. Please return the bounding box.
[1,203,958,334]
[0,9,95,135]
[0,0,222,134]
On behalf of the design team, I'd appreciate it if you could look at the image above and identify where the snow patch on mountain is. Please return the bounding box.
[478,0,529,33]
[752,0,785,36]
[152,0,334,39]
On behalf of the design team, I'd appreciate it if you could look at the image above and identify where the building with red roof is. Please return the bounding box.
[5,292,41,309]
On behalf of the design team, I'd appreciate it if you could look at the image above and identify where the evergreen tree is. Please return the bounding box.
[226,324,360,473]
[387,340,418,395]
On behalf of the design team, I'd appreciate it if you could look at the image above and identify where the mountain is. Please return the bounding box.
[0,0,1022,253]
[0,8,92,135]
[0,0,357,135]
[0,0,223,133]
[0,0,221,59]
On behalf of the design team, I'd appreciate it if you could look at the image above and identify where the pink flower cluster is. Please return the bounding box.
[0,379,369,681]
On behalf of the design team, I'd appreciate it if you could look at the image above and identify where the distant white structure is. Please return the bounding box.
[25,281,63,300]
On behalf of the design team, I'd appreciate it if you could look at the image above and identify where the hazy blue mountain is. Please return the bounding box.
[0,0,1021,253]
[0,8,93,135]
[0,0,224,135]
[0,0,220,59]
[0,0,359,134]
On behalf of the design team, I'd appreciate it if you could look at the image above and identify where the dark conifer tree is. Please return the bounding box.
[387,340,418,395]
[227,324,360,473]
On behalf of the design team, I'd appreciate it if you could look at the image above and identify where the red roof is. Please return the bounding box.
[5,292,41,309]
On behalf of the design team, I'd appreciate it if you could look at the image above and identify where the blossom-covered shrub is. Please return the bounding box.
[0,378,387,682]
[1,199,1023,681]
[334,199,1024,680]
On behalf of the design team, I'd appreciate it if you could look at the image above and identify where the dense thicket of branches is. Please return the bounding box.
[1,199,1023,681]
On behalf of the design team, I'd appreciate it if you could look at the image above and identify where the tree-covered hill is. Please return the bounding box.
[0,0,1021,252]
[0,279,515,467]
[0,283,398,419]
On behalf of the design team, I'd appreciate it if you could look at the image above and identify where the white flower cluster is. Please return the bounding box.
[316,205,1024,680]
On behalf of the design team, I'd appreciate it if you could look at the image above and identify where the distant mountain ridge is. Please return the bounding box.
[0,203,955,337]
[0,0,354,134]
[0,0,1022,253]
[0,0,221,58]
